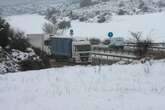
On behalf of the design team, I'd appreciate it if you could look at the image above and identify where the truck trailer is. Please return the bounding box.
[46,37,92,64]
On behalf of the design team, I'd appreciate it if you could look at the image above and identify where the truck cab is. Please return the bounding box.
[72,40,92,64]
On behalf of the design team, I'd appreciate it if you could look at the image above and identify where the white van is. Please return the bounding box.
[109,37,125,49]
[110,37,124,46]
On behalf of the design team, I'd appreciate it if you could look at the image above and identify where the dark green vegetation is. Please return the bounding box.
[0,16,30,51]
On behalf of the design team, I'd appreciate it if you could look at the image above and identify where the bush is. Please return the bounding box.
[69,11,79,20]
[20,47,51,71]
[42,22,56,34]
[118,1,125,7]
[50,16,57,25]
[0,17,30,51]
[101,0,109,2]
[19,60,44,71]
[157,0,165,8]
[10,30,30,52]
[130,32,153,57]
[118,9,128,15]
[79,16,88,22]
[135,40,152,57]
[0,17,10,48]
[45,8,61,20]
[58,20,71,30]
[138,1,149,12]
[32,47,51,68]
[97,16,106,23]
[138,0,145,9]
[80,0,92,7]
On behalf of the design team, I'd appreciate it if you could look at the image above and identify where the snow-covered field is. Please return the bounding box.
[0,60,165,110]
[6,14,50,34]
[6,12,165,42]
[68,12,165,42]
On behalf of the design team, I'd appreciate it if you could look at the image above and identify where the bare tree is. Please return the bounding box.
[130,31,142,42]
[42,22,57,34]
[130,31,152,58]
[50,16,57,25]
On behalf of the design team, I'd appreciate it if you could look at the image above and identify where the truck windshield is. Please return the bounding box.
[76,45,91,51]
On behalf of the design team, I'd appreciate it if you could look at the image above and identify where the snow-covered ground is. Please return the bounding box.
[0,60,165,110]
[6,12,165,42]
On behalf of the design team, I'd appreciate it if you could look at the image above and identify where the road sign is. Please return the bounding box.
[70,29,74,36]
[108,32,113,38]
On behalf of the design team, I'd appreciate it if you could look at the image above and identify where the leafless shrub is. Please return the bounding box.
[130,32,153,58]
[42,22,57,34]
[130,31,142,42]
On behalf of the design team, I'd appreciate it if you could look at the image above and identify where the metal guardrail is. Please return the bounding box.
[91,42,165,63]
[91,52,140,60]
[124,44,165,51]
[125,42,165,46]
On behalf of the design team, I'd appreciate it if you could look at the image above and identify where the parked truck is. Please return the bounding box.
[72,40,92,64]
[46,37,92,64]
[46,37,73,60]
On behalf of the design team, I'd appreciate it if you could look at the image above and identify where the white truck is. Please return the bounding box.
[109,37,125,49]
[72,40,92,64]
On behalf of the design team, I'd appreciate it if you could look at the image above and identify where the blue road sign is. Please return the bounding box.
[108,32,113,38]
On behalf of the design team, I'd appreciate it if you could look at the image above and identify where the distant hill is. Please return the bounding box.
[0,0,69,16]
[1,0,165,17]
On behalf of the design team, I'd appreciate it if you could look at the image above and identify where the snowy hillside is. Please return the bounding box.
[6,14,50,34]
[67,12,165,42]
[0,0,69,16]
[67,0,165,23]
[1,0,165,17]
[6,12,165,42]
[0,60,165,110]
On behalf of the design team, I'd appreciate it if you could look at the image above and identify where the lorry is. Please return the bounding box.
[46,37,73,61]
[46,37,92,64]
[72,40,92,64]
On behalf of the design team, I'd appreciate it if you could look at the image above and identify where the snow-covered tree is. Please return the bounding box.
[0,17,10,48]
[42,22,57,34]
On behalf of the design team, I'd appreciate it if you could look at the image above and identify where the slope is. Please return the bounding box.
[0,60,165,110]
